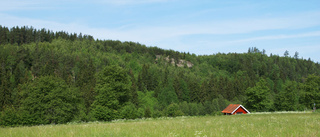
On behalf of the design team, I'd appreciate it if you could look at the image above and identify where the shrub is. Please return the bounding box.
[19,76,80,125]
[166,103,184,117]
[120,103,138,119]
[179,101,190,115]
[0,106,21,127]
[188,103,199,116]
[91,105,119,121]
[144,107,152,118]
[152,109,164,118]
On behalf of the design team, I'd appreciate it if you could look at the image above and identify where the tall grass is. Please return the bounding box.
[1,113,319,137]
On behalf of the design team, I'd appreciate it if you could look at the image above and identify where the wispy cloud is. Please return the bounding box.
[0,13,89,33]
[0,0,42,11]
[106,11,320,44]
[268,44,320,62]
[187,11,320,35]
[91,0,172,5]
[1,2,319,62]
[225,31,320,44]
[3,9,319,43]
[0,0,75,11]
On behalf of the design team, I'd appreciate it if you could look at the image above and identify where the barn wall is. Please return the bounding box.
[233,107,247,114]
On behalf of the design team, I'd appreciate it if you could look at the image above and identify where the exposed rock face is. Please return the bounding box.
[155,55,193,68]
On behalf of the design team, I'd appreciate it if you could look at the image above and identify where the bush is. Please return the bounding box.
[197,103,206,116]
[137,107,145,118]
[166,103,184,117]
[212,111,223,116]
[188,103,199,116]
[19,76,80,125]
[203,101,215,115]
[120,103,138,119]
[179,101,190,115]
[152,109,164,118]
[0,106,21,127]
[91,105,119,121]
[174,110,185,117]
[72,104,88,122]
[144,107,152,118]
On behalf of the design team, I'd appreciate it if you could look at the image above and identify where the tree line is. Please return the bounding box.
[0,26,320,126]
[0,25,94,46]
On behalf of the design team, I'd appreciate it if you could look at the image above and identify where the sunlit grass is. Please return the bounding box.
[1,113,319,137]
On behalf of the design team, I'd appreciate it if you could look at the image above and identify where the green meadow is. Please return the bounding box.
[1,113,319,137]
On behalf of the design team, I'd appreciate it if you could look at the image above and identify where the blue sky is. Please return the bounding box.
[1,0,320,62]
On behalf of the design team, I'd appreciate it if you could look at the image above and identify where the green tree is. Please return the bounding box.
[166,103,184,117]
[212,95,230,113]
[137,91,158,111]
[129,69,139,106]
[245,78,272,112]
[294,51,299,59]
[76,59,96,114]
[120,102,138,119]
[274,80,300,111]
[158,82,178,108]
[91,65,130,121]
[188,75,200,103]
[300,74,320,109]
[284,50,289,57]
[20,76,80,125]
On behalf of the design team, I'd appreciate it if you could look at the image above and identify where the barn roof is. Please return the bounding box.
[221,104,250,114]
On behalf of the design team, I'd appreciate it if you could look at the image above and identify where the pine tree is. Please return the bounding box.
[91,65,130,121]
[20,76,80,125]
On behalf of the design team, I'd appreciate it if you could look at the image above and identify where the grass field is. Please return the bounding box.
[1,112,319,137]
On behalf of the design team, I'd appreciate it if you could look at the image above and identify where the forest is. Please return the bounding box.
[1,25,320,126]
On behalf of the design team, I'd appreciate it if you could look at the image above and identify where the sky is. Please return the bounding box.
[1,0,320,62]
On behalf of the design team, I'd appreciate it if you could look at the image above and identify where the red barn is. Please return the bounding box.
[221,104,250,115]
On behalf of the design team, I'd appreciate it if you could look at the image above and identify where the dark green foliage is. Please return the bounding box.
[91,105,118,121]
[245,78,272,112]
[211,95,230,113]
[300,75,320,109]
[179,101,190,115]
[274,81,300,111]
[1,25,320,126]
[76,59,96,114]
[0,25,93,45]
[166,103,184,117]
[91,65,130,121]
[158,82,179,108]
[144,107,152,118]
[137,91,158,111]
[152,109,164,118]
[120,103,138,119]
[129,69,139,106]
[19,76,80,125]
[0,106,22,127]
[188,103,202,116]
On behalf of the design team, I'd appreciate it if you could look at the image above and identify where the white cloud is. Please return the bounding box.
[224,31,320,45]
[268,45,320,55]
[104,11,320,46]
[0,0,54,11]
[1,9,320,62]
[91,0,172,5]
[0,0,172,10]
[2,9,320,41]
[267,44,320,62]
[0,0,88,11]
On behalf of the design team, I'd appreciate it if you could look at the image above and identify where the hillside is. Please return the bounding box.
[1,26,320,126]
